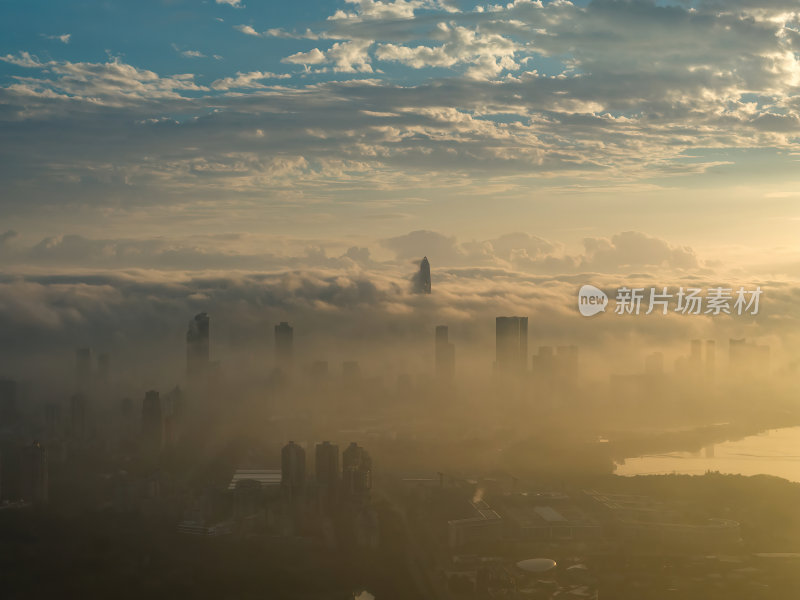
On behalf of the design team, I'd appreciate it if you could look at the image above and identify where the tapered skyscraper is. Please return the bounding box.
[413,256,432,294]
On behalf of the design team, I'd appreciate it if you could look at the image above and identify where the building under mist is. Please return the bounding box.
[281,441,306,496]
[186,312,210,377]
[495,316,528,374]
[342,442,372,504]
[413,256,432,294]
[315,441,339,511]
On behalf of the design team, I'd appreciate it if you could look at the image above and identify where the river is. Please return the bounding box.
[615,426,800,483]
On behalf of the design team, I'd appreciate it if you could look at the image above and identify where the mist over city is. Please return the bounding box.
[3,1,800,599]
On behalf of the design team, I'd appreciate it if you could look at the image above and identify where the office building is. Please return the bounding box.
[281,441,306,495]
[342,442,372,502]
[496,316,528,373]
[414,256,432,294]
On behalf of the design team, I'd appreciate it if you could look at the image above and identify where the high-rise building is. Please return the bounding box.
[435,325,455,384]
[495,316,528,373]
[274,322,294,372]
[186,312,210,376]
[342,442,372,502]
[142,390,163,453]
[281,441,306,495]
[414,256,432,294]
[76,348,92,392]
[0,378,18,424]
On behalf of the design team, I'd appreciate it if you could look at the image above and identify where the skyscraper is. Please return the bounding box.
[495,316,528,373]
[413,256,432,294]
[435,325,455,384]
[281,441,306,496]
[274,321,294,372]
[342,442,372,503]
[186,312,210,377]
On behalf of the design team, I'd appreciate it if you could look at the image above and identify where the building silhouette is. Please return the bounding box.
[342,442,372,504]
[186,312,210,376]
[435,325,455,384]
[495,316,528,373]
[281,441,306,496]
[414,256,432,294]
[315,441,339,511]
[274,321,294,372]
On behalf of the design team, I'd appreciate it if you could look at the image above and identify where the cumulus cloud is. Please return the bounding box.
[171,44,206,58]
[283,40,374,72]
[43,33,71,44]
[2,0,800,216]
[234,24,260,36]
[210,70,292,90]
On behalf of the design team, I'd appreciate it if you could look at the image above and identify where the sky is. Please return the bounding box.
[1,0,800,378]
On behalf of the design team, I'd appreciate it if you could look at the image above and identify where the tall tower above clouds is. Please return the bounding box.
[413,256,432,294]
